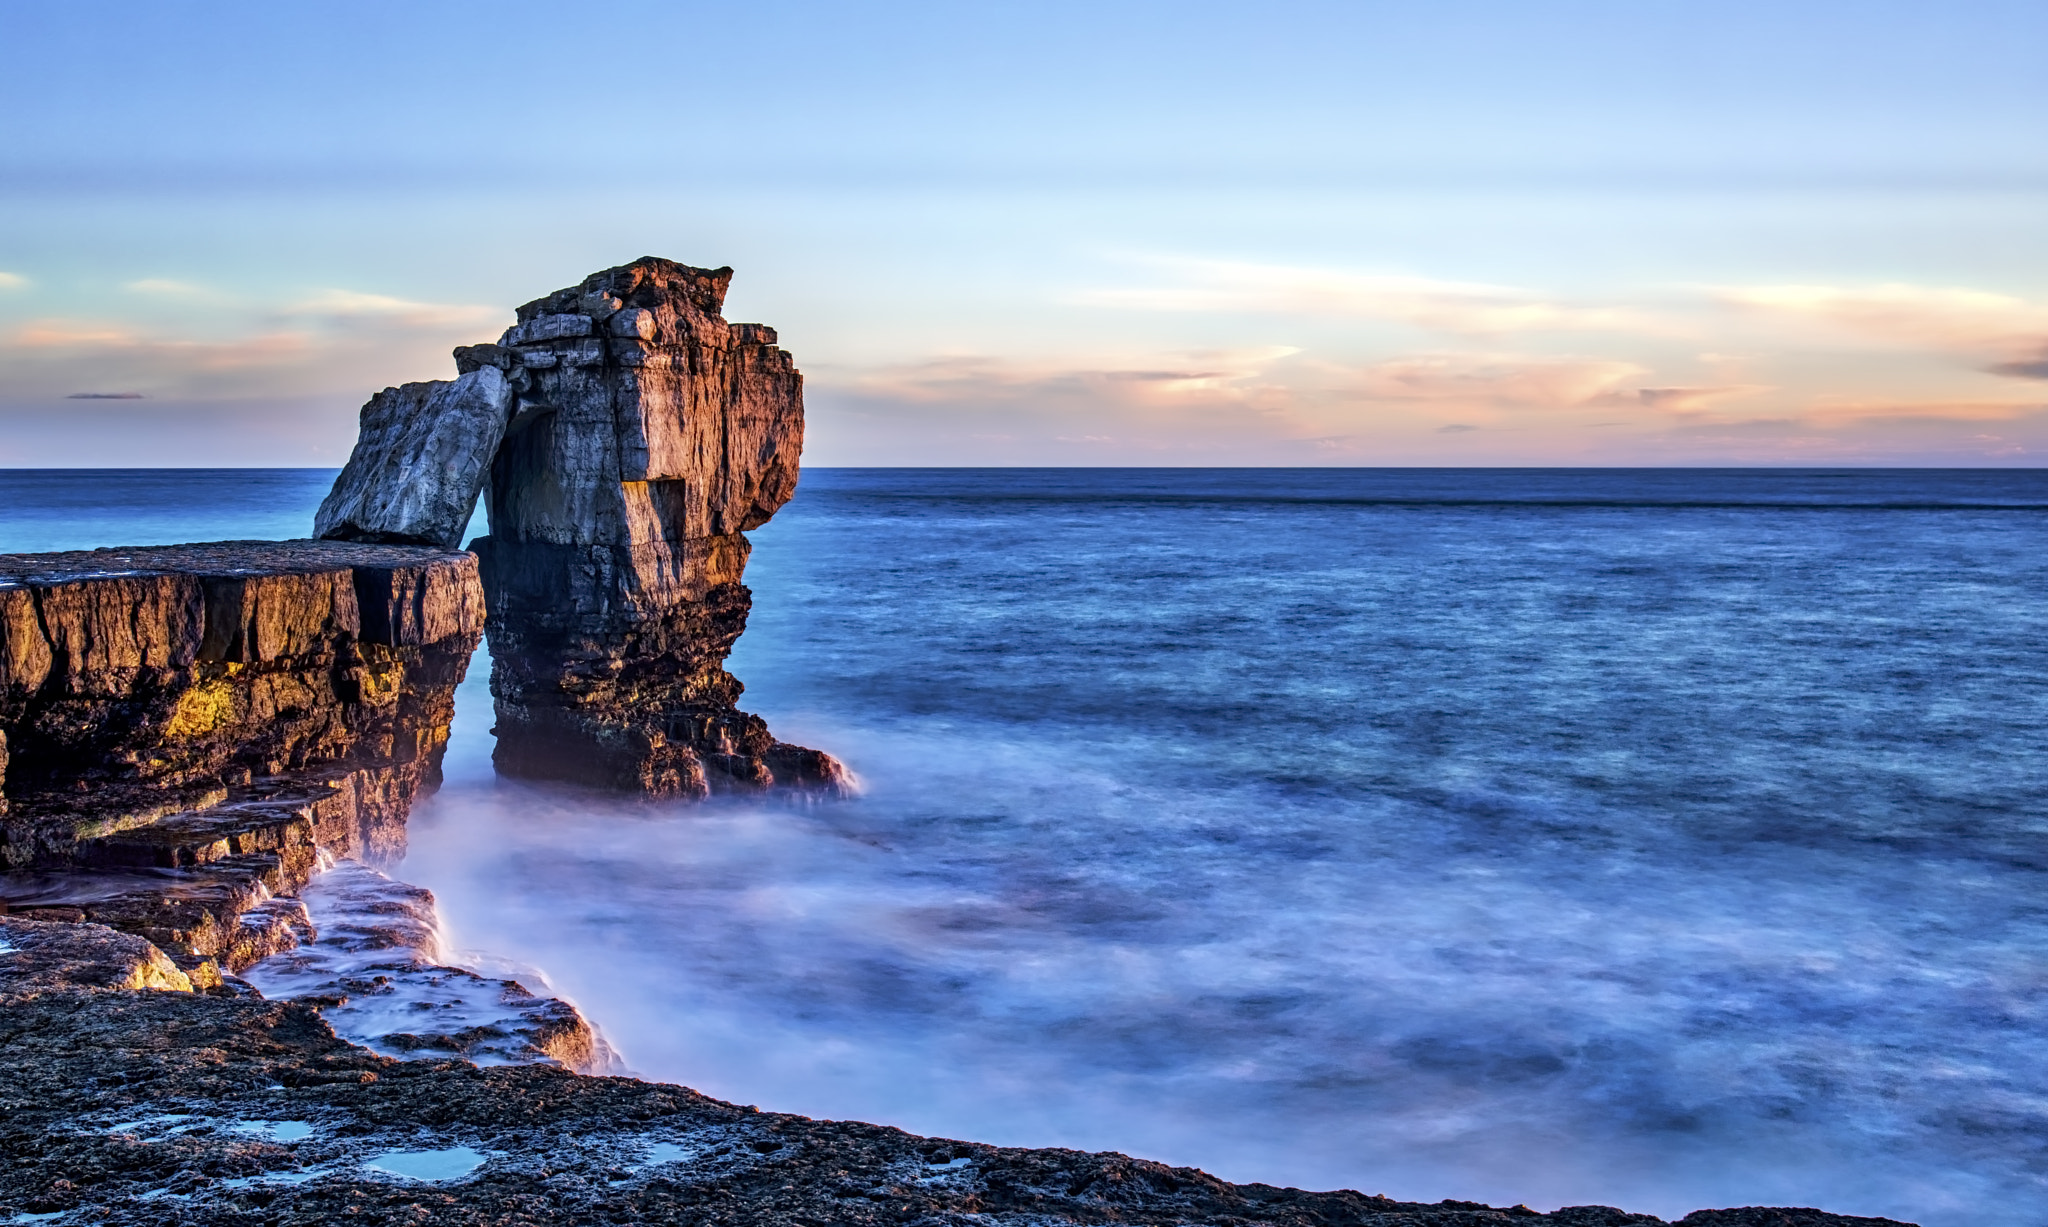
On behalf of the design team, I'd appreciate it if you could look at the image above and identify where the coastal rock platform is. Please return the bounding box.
[0,983,1915,1227]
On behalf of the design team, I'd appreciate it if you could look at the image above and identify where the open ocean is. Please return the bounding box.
[5,467,2047,1226]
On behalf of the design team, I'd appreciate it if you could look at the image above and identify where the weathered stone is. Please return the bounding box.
[0,537,481,972]
[0,915,193,994]
[471,256,849,798]
[313,368,513,549]
[242,860,614,1073]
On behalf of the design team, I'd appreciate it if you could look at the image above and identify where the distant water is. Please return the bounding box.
[5,468,2047,1227]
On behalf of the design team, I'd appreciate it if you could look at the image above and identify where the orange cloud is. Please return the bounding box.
[1720,282,2048,378]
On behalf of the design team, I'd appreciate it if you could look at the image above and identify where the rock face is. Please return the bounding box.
[313,368,514,549]
[0,540,483,970]
[310,256,847,799]
[0,916,194,994]
[371,256,845,798]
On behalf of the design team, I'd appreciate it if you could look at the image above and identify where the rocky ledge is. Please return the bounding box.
[0,541,480,976]
[0,955,1914,1227]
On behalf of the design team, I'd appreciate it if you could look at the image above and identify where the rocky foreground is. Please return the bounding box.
[0,922,1912,1227]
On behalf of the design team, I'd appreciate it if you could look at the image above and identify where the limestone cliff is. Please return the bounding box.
[318,256,848,798]
[0,540,481,972]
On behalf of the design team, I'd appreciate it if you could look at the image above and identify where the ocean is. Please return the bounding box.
[4,467,2046,1226]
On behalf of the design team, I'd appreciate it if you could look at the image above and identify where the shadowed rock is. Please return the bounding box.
[0,541,484,967]
[314,368,515,549]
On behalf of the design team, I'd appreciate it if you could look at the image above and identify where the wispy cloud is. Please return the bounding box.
[1079,258,1660,336]
[845,346,1304,409]
[8,321,311,370]
[288,289,502,330]
[0,283,509,407]
[1720,282,2048,378]
[0,272,27,290]
[124,278,216,298]
[1334,354,1649,407]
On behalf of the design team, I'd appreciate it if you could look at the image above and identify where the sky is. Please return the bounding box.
[1,0,2044,467]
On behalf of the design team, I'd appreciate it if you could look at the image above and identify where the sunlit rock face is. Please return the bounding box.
[0,541,483,971]
[466,257,850,798]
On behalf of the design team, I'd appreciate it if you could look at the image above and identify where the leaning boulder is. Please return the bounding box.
[314,366,513,549]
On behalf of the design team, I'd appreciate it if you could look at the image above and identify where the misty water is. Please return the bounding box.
[5,468,2047,1226]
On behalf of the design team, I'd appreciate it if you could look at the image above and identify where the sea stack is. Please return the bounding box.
[318,257,850,799]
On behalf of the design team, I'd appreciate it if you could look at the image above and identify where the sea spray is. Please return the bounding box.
[242,859,621,1073]
[396,469,2048,1227]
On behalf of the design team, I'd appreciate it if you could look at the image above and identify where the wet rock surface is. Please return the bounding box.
[0,915,193,993]
[0,986,1915,1226]
[242,860,615,1073]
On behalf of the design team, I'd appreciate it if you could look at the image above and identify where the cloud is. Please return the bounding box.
[288,289,502,330]
[7,321,312,370]
[1988,349,2048,381]
[1634,385,1774,412]
[1079,258,1659,336]
[0,272,26,289]
[124,278,214,297]
[1720,282,2048,377]
[0,286,508,409]
[844,346,1304,409]
[1335,354,1649,407]
[814,347,1776,468]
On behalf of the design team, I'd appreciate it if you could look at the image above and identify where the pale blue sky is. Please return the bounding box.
[2,0,2044,465]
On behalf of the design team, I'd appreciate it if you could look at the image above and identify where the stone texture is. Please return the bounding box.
[467,257,850,798]
[242,860,615,1073]
[0,540,482,866]
[313,368,513,549]
[0,541,484,969]
[0,987,1917,1225]
[0,915,193,993]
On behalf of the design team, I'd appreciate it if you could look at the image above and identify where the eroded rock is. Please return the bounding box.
[242,860,616,1073]
[466,257,849,798]
[0,540,482,873]
[0,915,193,994]
[313,367,514,549]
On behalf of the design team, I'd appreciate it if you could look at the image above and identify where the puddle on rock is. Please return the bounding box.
[227,1120,314,1142]
[362,1147,487,1182]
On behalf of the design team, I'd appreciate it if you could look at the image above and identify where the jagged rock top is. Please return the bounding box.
[510,255,739,325]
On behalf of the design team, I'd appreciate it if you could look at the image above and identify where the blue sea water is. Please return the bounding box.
[4,467,2047,1226]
